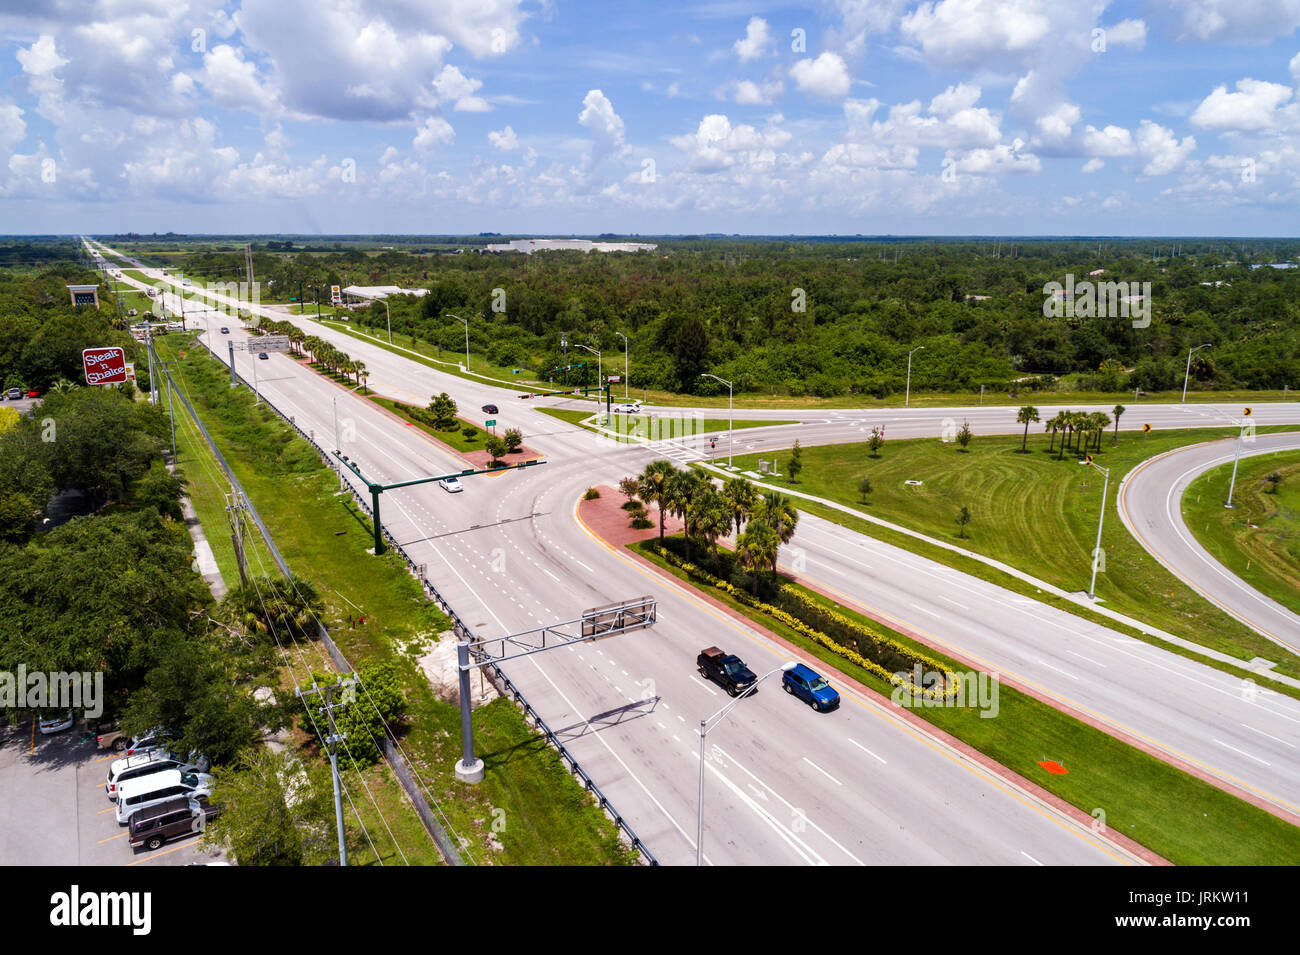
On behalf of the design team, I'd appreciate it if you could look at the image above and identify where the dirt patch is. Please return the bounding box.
[417,631,499,707]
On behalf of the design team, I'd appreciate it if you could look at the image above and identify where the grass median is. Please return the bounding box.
[156,332,636,865]
[1184,450,1300,618]
[632,537,1300,865]
[723,427,1300,682]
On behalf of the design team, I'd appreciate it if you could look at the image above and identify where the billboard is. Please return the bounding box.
[257,335,291,353]
[82,347,128,386]
[330,285,341,305]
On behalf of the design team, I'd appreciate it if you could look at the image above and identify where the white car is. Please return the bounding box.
[440,477,464,493]
[611,402,642,414]
[38,711,74,734]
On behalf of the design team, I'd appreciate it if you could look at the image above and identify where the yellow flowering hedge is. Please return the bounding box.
[648,542,958,701]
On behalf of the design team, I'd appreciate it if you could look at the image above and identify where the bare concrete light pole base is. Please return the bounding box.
[455,758,485,784]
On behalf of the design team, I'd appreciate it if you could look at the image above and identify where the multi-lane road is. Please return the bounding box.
[89,239,1300,863]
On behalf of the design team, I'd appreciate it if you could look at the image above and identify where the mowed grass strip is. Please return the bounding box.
[157,332,635,865]
[727,427,1300,680]
[632,539,1300,865]
[1184,451,1300,618]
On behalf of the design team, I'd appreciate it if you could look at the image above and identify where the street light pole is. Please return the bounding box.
[446,312,470,371]
[575,344,603,421]
[905,346,924,409]
[1085,460,1110,600]
[696,662,795,865]
[699,373,733,468]
[1182,343,1212,403]
[615,332,629,399]
[383,299,391,344]
[1225,416,1249,508]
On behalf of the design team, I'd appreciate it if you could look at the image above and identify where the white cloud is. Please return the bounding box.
[412,115,454,151]
[0,104,26,153]
[733,16,773,63]
[671,113,792,172]
[433,64,490,112]
[731,79,784,105]
[1190,78,1293,131]
[1081,124,1135,157]
[845,93,1002,149]
[1104,19,1147,49]
[1082,158,1104,172]
[16,35,67,76]
[1149,0,1300,43]
[790,52,852,99]
[578,89,625,147]
[198,45,278,112]
[488,125,519,150]
[949,139,1042,175]
[929,82,982,117]
[1136,120,1195,175]
[900,0,1056,71]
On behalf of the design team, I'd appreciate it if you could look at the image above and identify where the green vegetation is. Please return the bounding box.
[1184,450,1300,617]
[633,535,1300,866]
[367,394,493,455]
[109,236,1300,406]
[537,405,793,436]
[156,331,635,865]
[725,426,1300,680]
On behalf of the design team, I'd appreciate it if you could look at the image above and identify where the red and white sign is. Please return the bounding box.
[330,285,341,305]
[82,346,128,385]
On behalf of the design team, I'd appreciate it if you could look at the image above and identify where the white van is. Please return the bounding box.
[115,769,214,824]
[106,749,209,800]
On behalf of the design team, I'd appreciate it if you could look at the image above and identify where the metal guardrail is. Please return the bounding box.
[202,345,660,865]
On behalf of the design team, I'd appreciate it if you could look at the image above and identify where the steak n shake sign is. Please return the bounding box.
[82,347,128,386]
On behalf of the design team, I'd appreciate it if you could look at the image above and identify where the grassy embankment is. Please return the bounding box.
[1184,451,1300,618]
[632,538,1300,866]
[156,331,635,865]
[722,426,1300,683]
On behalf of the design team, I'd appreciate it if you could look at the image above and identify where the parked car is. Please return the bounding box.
[612,402,642,414]
[115,769,214,824]
[257,352,268,360]
[38,710,74,734]
[697,646,757,697]
[782,663,840,712]
[94,721,127,752]
[129,796,221,851]
[121,726,171,757]
[220,327,229,334]
[25,390,38,399]
[440,476,464,493]
[5,387,20,400]
[481,404,499,414]
[107,749,210,800]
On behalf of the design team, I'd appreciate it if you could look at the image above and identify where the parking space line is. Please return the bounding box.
[125,838,202,866]
[98,832,128,844]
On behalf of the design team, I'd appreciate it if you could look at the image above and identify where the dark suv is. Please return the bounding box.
[128,796,221,851]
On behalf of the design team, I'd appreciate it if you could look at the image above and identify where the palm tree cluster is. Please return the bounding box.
[252,317,368,391]
[629,461,799,595]
[1043,409,1112,459]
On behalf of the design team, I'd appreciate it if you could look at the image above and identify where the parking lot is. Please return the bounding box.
[0,720,227,866]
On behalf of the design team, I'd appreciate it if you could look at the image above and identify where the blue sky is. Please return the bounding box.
[3,1,1300,235]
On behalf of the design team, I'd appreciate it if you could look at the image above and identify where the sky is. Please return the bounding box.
[2,1,1300,236]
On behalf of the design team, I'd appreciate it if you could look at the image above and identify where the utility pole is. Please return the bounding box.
[225,491,249,587]
[295,677,356,867]
[615,332,629,399]
[145,323,157,405]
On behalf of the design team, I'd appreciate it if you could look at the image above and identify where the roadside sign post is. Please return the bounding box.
[1085,457,1111,600]
[81,346,128,387]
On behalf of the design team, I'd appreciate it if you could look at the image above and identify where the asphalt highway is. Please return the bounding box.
[93,242,1138,865]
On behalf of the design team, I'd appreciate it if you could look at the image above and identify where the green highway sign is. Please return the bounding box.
[485,419,497,427]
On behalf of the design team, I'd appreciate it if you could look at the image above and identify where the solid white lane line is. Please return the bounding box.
[802,757,843,786]
[1212,739,1271,765]
[847,738,887,764]
[1065,649,1106,668]
[1021,851,1044,866]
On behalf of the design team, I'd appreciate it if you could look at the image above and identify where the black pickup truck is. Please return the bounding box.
[697,646,758,697]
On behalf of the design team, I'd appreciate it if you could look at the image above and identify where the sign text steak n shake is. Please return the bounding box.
[82,347,128,385]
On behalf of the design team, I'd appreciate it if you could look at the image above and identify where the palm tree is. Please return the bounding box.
[721,476,758,537]
[664,469,707,561]
[1017,405,1039,452]
[638,460,678,540]
[1046,413,1061,453]
[352,359,366,387]
[755,491,798,574]
[690,488,731,562]
[736,520,779,596]
[1112,403,1125,446]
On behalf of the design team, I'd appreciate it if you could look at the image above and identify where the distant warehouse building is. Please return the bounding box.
[483,238,657,254]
